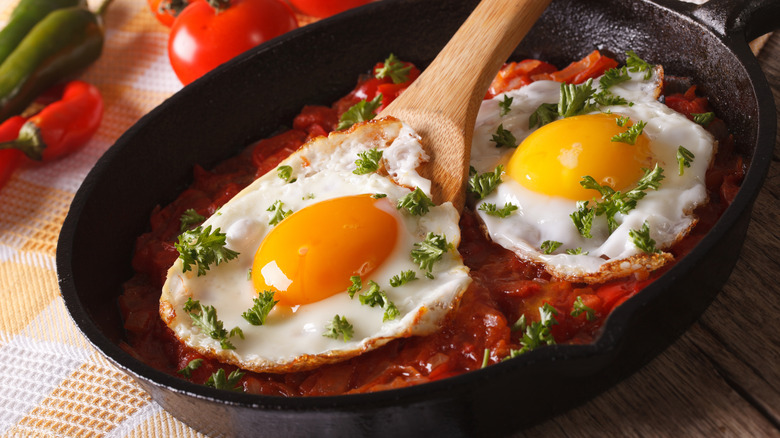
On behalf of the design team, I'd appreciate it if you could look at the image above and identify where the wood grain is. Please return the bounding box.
[516,33,780,437]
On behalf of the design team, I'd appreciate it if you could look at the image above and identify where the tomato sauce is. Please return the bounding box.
[118,54,744,395]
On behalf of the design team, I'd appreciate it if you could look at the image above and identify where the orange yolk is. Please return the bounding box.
[507,113,653,201]
[252,194,399,306]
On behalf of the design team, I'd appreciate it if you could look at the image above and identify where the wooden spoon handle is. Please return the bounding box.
[382,0,551,209]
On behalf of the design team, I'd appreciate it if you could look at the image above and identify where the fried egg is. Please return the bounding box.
[160,117,471,373]
[470,66,716,283]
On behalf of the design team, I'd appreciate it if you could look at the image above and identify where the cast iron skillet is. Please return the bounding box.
[58,0,779,436]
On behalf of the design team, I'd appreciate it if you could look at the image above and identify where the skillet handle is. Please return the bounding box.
[655,0,780,40]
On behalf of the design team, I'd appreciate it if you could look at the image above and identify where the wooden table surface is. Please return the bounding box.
[518,32,780,437]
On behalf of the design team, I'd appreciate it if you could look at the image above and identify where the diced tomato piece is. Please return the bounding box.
[486,59,558,98]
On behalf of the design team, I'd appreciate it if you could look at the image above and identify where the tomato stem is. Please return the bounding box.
[205,0,230,12]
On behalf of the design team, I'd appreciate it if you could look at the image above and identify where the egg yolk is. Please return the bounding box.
[507,113,653,201]
[252,194,399,306]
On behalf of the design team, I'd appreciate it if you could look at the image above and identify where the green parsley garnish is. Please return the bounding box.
[468,165,504,200]
[183,299,240,350]
[572,164,665,236]
[175,225,239,276]
[205,368,244,391]
[358,281,399,321]
[629,221,661,254]
[558,79,597,118]
[371,193,387,199]
[353,148,384,175]
[324,315,354,341]
[677,146,695,176]
[179,208,205,232]
[565,247,588,255]
[571,296,597,321]
[626,50,653,80]
[529,102,558,129]
[241,290,278,326]
[397,187,435,216]
[616,115,630,127]
[277,165,296,183]
[599,66,631,90]
[389,270,417,287]
[499,95,513,116]
[411,232,452,277]
[267,200,292,226]
[347,275,362,298]
[540,240,562,255]
[337,94,382,130]
[375,53,411,84]
[505,303,559,359]
[491,124,518,148]
[611,120,647,145]
[478,202,518,218]
[692,112,715,127]
[570,201,596,239]
[177,358,203,378]
[481,348,491,369]
[593,91,628,106]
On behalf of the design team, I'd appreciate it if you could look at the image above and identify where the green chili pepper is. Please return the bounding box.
[0,0,109,122]
[0,0,85,66]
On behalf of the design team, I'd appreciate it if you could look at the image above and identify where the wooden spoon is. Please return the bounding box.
[380,0,551,211]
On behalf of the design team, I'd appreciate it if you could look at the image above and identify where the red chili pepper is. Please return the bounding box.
[0,116,28,190]
[0,80,103,161]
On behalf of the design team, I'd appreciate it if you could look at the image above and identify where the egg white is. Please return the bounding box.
[160,118,471,373]
[470,67,716,282]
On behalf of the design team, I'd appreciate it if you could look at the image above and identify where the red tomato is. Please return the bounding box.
[147,0,189,27]
[288,0,372,18]
[168,0,298,85]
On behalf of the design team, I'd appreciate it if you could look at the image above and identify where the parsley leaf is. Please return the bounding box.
[177,358,203,378]
[175,225,239,276]
[599,66,631,90]
[499,95,513,116]
[593,91,628,106]
[179,208,205,232]
[371,193,387,199]
[677,146,695,176]
[347,275,362,298]
[692,112,715,127]
[358,280,399,321]
[478,202,518,218]
[611,120,647,144]
[571,296,596,321]
[353,148,384,175]
[491,124,518,148]
[184,300,239,350]
[337,94,382,130]
[468,165,504,200]
[626,50,653,80]
[390,270,417,287]
[541,240,562,254]
[323,315,354,341]
[573,165,665,236]
[529,102,558,129]
[267,200,292,226]
[505,303,559,358]
[397,187,435,216]
[558,79,597,118]
[277,165,296,183]
[630,221,661,254]
[205,369,244,391]
[411,232,452,276]
[566,247,588,255]
[375,53,411,84]
[241,290,278,326]
[570,201,596,239]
